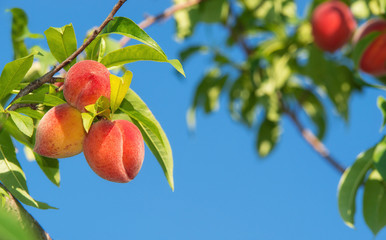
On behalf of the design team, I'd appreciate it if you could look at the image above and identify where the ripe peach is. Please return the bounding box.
[83,119,145,183]
[352,18,386,76]
[63,60,110,112]
[34,103,86,158]
[311,1,356,52]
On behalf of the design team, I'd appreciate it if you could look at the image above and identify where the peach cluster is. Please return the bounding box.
[311,0,386,76]
[34,60,144,183]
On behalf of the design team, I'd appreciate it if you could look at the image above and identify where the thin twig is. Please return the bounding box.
[119,0,207,47]
[8,0,127,111]
[284,106,345,173]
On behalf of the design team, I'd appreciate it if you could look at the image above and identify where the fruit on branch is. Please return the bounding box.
[64,60,111,112]
[311,0,356,52]
[83,119,145,183]
[352,18,386,76]
[34,103,86,158]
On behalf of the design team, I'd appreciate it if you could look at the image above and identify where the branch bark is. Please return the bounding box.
[119,0,207,47]
[283,106,345,173]
[8,0,127,111]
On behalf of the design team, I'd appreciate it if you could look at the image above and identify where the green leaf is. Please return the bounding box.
[12,93,66,107]
[110,72,132,113]
[352,31,380,69]
[101,17,165,55]
[44,23,77,71]
[100,17,185,76]
[8,111,34,137]
[303,46,360,120]
[81,112,94,133]
[14,107,44,120]
[0,206,40,240]
[377,96,386,130]
[33,154,60,187]
[338,147,374,228]
[363,170,386,235]
[9,8,29,59]
[292,86,326,139]
[119,89,174,190]
[101,44,185,76]
[256,118,280,157]
[373,137,386,180]
[179,45,208,62]
[0,54,34,101]
[85,36,106,62]
[0,130,55,209]
[173,0,229,39]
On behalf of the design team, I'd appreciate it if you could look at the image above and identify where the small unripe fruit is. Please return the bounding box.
[64,60,110,112]
[311,1,356,52]
[352,18,386,76]
[83,119,145,183]
[34,103,86,158]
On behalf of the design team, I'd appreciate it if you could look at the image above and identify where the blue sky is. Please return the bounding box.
[0,0,385,239]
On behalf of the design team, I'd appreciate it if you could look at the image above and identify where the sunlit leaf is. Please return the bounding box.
[101,45,185,76]
[0,130,55,209]
[256,117,280,157]
[363,170,386,235]
[0,205,40,240]
[0,54,34,101]
[85,36,106,62]
[377,96,386,130]
[338,147,374,228]
[110,72,132,113]
[12,93,66,107]
[44,23,77,70]
[33,154,60,187]
[373,136,386,180]
[119,89,174,190]
[8,111,34,137]
[81,112,94,133]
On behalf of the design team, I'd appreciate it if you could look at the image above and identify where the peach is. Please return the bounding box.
[34,103,86,158]
[311,1,356,52]
[83,119,145,183]
[63,60,110,112]
[352,18,386,76]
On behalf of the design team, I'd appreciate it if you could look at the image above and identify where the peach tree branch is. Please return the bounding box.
[119,0,207,46]
[8,0,127,111]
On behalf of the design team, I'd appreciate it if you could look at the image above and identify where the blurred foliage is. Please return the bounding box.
[173,0,386,235]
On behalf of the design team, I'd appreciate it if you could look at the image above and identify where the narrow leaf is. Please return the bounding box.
[85,36,106,62]
[14,107,44,120]
[33,154,60,187]
[110,72,132,113]
[12,93,66,107]
[377,96,386,130]
[373,137,386,180]
[256,118,280,157]
[81,112,94,133]
[44,23,77,71]
[0,206,39,240]
[363,170,386,235]
[0,131,55,209]
[8,111,34,137]
[119,89,174,190]
[101,45,185,76]
[352,32,380,69]
[101,17,165,56]
[338,147,374,227]
[0,54,34,101]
